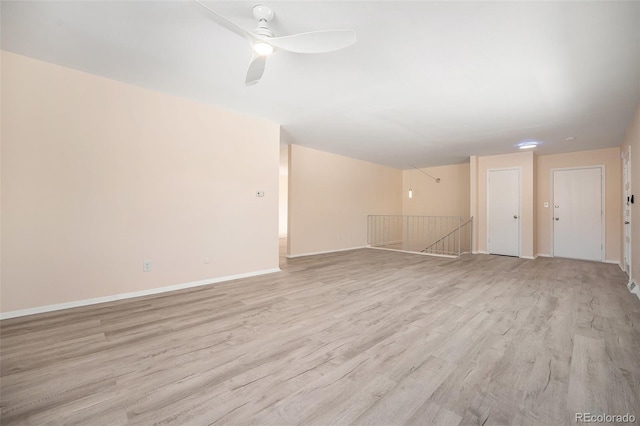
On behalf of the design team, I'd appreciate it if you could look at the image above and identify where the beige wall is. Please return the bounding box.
[279,174,288,237]
[402,163,470,217]
[621,102,640,284]
[533,154,538,254]
[1,51,280,314]
[288,144,402,256]
[536,148,621,262]
[0,50,3,309]
[471,152,536,258]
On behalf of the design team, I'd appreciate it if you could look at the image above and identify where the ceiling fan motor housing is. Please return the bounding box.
[253,5,274,37]
[252,5,274,22]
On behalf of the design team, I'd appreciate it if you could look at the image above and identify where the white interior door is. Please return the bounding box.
[622,148,632,278]
[553,168,603,261]
[488,169,520,257]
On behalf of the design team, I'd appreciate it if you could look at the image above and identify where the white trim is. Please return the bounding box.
[474,250,489,255]
[0,268,281,320]
[487,167,521,257]
[550,165,605,261]
[367,246,457,258]
[536,253,552,258]
[604,259,621,265]
[286,246,368,258]
[520,256,536,260]
[622,146,632,286]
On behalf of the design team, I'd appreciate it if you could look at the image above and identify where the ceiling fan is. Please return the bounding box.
[194,1,357,86]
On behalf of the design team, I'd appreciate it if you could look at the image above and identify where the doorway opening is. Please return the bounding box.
[622,147,632,282]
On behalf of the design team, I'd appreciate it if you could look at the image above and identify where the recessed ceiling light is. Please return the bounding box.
[565,136,576,141]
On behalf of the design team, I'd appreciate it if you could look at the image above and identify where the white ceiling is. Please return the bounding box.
[2,1,640,169]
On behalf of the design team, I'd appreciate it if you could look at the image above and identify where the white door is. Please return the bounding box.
[553,168,603,261]
[488,169,520,256]
[622,148,632,278]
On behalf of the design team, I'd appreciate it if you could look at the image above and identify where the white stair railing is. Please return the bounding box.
[367,215,473,257]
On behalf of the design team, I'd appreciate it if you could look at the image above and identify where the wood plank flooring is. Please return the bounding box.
[1,248,640,425]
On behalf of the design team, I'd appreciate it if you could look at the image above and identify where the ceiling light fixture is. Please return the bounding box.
[519,144,537,150]
[410,165,441,183]
[517,141,540,150]
[409,169,413,198]
[253,41,274,56]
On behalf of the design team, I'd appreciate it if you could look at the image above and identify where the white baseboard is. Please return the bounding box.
[520,256,536,260]
[286,246,368,258]
[531,254,620,266]
[473,250,489,255]
[0,268,281,320]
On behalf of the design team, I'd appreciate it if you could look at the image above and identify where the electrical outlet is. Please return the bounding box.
[204,256,211,264]
[256,190,265,197]
[143,260,152,272]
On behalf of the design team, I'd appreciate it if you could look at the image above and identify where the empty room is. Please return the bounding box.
[1,1,640,425]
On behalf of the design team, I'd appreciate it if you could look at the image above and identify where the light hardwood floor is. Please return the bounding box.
[2,248,640,425]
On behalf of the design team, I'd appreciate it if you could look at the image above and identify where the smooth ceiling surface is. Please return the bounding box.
[2,1,640,168]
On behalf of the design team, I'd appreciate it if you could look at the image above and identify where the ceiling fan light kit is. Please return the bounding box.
[194,1,357,85]
[253,42,274,56]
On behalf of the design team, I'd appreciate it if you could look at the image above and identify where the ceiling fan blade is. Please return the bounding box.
[194,0,257,43]
[268,30,356,54]
[245,54,266,86]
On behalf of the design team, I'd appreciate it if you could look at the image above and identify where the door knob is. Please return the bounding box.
[625,221,630,224]
[513,215,518,219]
[555,217,560,221]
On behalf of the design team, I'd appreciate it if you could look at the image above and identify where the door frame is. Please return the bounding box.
[622,146,632,284]
[549,165,605,261]
[487,167,521,257]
